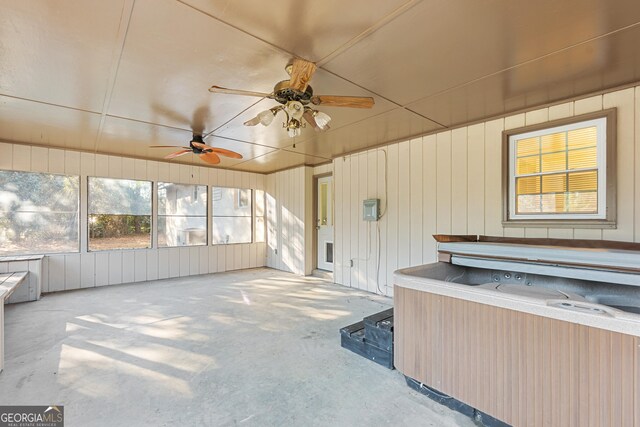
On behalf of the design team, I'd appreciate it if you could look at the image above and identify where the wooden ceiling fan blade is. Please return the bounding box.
[311,95,375,109]
[210,147,243,159]
[208,85,272,98]
[164,149,192,160]
[199,152,221,165]
[288,58,317,92]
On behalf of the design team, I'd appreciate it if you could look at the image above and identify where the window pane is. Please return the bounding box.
[212,187,253,244]
[541,132,566,153]
[212,217,252,244]
[88,177,152,250]
[0,171,79,255]
[516,176,540,195]
[88,214,151,251]
[568,126,597,149]
[568,147,597,170]
[509,116,606,220]
[158,216,207,247]
[516,137,539,157]
[255,217,265,243]
[517,194,541,213]
[541,173,566,194]
[541,151,566,173]
[212,187,252,217]
[0,212,78,255]
[0,171,78,213]
[320,182,328,225]
[541,193,566,213]
[254,190,265,243]
[567,192,597,213]
[516,156,540,175]
[255,190,265,217]
[568,170,598,192]
[158,183,207,216]
[88,177,152,215]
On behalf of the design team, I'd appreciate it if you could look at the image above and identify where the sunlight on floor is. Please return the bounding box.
[1,269,472,427]
[57,343,194,398]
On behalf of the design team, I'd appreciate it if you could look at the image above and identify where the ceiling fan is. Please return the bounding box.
[209,58,375,137]
[150,133,242,165]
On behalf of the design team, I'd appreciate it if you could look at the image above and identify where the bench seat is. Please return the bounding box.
[0,272,28,301]
[0,271,28,373]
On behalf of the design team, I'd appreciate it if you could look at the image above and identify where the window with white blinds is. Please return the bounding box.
[507,114,611,222]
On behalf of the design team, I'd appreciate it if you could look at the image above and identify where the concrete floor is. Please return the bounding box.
[0,268,474,427]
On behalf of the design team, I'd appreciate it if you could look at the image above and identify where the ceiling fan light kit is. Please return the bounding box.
[209,58,374,138]
[312,110,331,130]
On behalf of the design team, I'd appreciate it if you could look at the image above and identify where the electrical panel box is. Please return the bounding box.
[363,199,380,221]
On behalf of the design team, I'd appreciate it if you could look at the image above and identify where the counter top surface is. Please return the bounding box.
[394,264,640,337]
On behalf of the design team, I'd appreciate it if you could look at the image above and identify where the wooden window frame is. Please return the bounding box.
[502,109,617,228]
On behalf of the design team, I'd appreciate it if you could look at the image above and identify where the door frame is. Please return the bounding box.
[312,172,333,271]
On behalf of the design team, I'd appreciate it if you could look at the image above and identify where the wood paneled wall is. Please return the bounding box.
[0,142,267,292]
[334,86,640,296]
[394,286,640,427]
[265,166,313,275]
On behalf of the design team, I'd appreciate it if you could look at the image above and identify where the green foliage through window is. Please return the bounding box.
[88,177,152,251]
[0,170,79,255]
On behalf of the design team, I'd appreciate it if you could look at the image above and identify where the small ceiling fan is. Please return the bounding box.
[150,134,242,165]
[209,58,375,137]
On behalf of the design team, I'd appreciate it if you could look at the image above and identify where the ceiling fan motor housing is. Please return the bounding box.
[273,80,313,105]
[190,134,206,153]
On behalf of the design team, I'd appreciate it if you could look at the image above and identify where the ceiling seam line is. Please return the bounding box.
[230,148,327,168]
[404,20,640,106]
[279,106,445,155]
[176,0,422,124]
[105,113,193,133]
[176,0,297,60]
[316,67,447,126]
[315,0,422,67]
[93,0,136,153]
[0,93,102,115]
[99,110,279,158]
[102,112,273,150]
[206,98,266,135]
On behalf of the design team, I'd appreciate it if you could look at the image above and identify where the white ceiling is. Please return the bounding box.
[1,0,640,173]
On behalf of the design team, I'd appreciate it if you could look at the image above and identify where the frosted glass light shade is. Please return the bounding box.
[313,111,331,130]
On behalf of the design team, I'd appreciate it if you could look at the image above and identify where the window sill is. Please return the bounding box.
[502,220,617,229]
[212,242,253,246]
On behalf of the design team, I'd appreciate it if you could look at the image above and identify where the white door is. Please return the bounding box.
[317,176,334,271]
